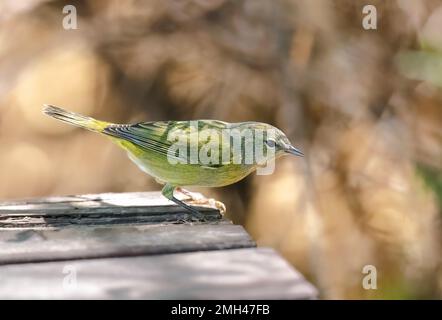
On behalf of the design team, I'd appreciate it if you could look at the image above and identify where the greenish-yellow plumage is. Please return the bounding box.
[43,105,303,217]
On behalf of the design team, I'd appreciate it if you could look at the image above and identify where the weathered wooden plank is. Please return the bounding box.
[0,192,318,299]
[0,192,183,206]
[0,223,255,265]
[0,192,221,228]
[0,248,317,299]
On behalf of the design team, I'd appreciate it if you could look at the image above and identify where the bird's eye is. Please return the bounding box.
[265,139,276,148]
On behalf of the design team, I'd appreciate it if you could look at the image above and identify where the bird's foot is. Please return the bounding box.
[185,198,226,214]
[162,183,206,221]
[176,187,226,214]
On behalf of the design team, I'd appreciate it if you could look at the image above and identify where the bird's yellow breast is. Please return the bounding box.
[127,150,257,187]
[112,128,276,187]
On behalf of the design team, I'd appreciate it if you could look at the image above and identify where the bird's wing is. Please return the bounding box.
[103,120,231,166]
[104,121,188,163]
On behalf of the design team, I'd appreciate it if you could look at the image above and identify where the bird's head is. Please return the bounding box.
[266,126,304,157]
[240,122,304,158]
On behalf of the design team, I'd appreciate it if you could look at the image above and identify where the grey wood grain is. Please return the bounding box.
[0,248,317,299]
[0,192,221,228]
[0,223,255,265]
[0,191,318,299]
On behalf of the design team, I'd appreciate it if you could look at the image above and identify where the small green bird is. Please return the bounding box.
[43,105,303,218]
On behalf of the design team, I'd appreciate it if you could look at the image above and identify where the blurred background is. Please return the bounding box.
[0,0,441,299]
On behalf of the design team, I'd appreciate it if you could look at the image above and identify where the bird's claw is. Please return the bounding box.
[176,187,226,214]
[185,198,226,214]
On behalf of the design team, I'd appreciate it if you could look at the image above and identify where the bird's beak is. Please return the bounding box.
[285,145,304,157]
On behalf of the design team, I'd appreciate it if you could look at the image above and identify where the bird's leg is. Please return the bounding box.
[161,183,205,220]
[176,187,226,214]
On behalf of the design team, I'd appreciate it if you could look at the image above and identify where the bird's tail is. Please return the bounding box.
[42,104,109,133]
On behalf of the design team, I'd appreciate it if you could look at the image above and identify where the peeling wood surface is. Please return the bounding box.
[0,192,317,299]
[0,192,221,228]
